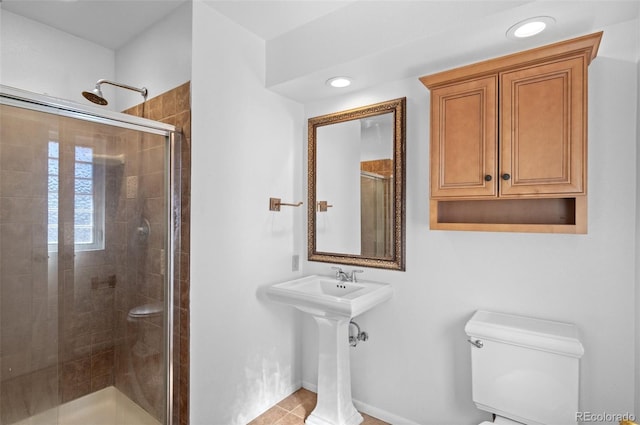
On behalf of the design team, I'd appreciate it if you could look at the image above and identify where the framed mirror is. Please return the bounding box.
[308,97,406,271]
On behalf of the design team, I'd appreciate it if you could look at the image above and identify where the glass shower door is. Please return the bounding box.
[1,102,172,425]
[1,104,61,425]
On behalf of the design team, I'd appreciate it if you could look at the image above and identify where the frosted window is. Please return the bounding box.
[75,163,92,179]
[48,175,58,193]
[48,159,59,176]
[48,192,58,210]
[48,141,59,158]
[48,226,58,244]
[75,179,93,194]
[48,143,59,248]
[48,210,58,225]
[48,142,104,251]
[75,146,92,162]
[74,227,92,244]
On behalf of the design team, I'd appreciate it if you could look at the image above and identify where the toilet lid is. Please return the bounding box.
[478,417,525,425]
[493,417,524,425]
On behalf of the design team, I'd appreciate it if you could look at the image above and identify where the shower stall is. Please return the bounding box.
[0,86,180,425]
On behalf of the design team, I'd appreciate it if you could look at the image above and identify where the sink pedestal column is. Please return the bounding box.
[306,317,363,425]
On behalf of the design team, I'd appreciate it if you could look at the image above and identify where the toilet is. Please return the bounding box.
[465,310,585,425]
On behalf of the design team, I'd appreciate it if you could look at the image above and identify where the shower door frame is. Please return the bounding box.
[0,84,180,425]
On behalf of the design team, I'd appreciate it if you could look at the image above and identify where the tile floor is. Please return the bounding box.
[248,388,389,425]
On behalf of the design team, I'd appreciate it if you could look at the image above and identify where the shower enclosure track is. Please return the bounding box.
[1,85,172,134]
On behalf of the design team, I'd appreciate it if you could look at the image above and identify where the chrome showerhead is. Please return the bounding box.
[82,86,108,105]
[82,79,148,106]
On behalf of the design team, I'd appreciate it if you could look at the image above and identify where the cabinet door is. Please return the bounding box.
[500,56,586,196]
[430,76,497,198]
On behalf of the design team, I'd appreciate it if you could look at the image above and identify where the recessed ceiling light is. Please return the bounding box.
[506,16,555,40]
[326,77,352,88]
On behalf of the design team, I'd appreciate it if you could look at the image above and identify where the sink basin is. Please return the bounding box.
[267,275,393,318]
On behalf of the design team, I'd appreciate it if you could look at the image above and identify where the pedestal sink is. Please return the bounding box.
[267,275,393,425]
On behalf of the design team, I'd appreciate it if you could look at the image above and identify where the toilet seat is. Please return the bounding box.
[478,417,525,425]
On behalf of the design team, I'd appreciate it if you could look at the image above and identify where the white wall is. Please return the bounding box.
[636,56,640,419]
[634,13,640,420]
[0,9,115,107]
[0,4,190,112]
[114,1,192,111]
[302,21,639,424]
[190,2,304,423]
[360,115,393,162]
[316,121,361,254]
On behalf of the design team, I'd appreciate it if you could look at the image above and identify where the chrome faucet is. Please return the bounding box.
[331,267,364,282]
[332,266,350,281]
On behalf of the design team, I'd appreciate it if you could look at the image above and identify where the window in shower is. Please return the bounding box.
[48,141,105,251]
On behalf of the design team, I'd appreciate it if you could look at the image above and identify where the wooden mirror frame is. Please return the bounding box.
[308,97,406,271]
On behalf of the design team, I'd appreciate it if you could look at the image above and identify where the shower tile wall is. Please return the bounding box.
[122,81,191,425]
[110,124,165,421]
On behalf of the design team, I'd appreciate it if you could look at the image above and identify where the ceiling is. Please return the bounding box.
[0,0,354,49]
[1,0,189,50]
[2,1,638,103]
[203,0,356,40]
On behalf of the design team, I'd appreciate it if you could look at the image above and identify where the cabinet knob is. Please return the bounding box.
[502,173,511,181]
[484,175,492,182]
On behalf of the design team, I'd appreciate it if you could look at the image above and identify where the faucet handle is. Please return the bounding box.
[331,266,343,279]
[351,269,364,282]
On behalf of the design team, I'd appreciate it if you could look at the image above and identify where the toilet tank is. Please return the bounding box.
[465,310,584,425]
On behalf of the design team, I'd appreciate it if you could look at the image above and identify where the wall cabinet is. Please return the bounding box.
[420,32,602,233]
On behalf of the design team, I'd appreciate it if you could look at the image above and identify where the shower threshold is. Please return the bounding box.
[11,386,161,425]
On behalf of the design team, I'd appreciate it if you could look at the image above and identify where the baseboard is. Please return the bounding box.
[301,381,421,425]
[301,380,317,393]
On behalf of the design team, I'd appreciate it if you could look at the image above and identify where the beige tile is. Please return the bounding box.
[161,89,177,118]
[275,388,317,418]
[145,96,162,121]
[176,110,191,139]
[0,197,45,224]
[290,404,312,419]
[277,391,305,411]
[248,405,288,425]
[251,387,389,424]
[0,143,36,172]
[1,170,41,197]
[275,412,306,425]
[362,412,390,425]
[175,82,191,113]
[296,388,317,411]
[0,223,33,276]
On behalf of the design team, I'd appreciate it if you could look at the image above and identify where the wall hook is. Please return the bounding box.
[269,197,303,212]
[317,201,334,212]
